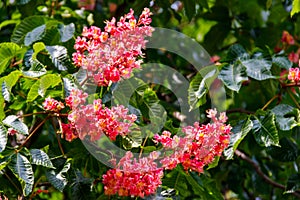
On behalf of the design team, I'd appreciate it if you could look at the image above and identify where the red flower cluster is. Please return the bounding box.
[276,31,300,64]
[154,109,232,173]
[288,67,300,82]
[72,8,154,86]
[43,97,64,111]
[64,89,137,141]
[102,152,163,198]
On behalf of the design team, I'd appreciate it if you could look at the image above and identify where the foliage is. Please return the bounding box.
[0,0,300,199]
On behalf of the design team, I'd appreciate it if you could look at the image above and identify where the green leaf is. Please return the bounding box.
[27,74,62,102]
[15,0,31,5]
[271,104,299,131]
[57,23,75,42]
[38,74,62,97]
[11,16,49,45]
[4,70,22,90]
[0,124,7,153]
[252,111,279,147]
[46,159,71,192]
[272,56,293,70]
[27,80,40,102]
[224,118,253,159]
[62,75,79,97]
[24,24,46,46]
[0,43,25,75]
[32,42,46,59]
[71,170,94,200]
[267,137,298,162]
[285,174,300,193]
[0,96,4,120]
[122,124,143,150]
[291,0,300,16]
[241,58,274,80]
[2,81,10,102]
[3,115,29,135]
[183,0,196,21]
[218,63,248,92]
[8,153,34,196]
[207,156,220,170]
[30,149,55,169]
[188,68,218,111]
[46,46,72,71]
[226,44,249,61]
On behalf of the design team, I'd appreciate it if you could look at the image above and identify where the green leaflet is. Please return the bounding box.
[252,111,279,147]
[188,67,218,111]
[0,43,26,75]
[27,74,62,102]
[30,149,55,169]
[8,153,34,196]
[0,124,7,153]
[3,115,29,135]
[46,159,71,192]
[218,62,248,92]
[224,117,253,159]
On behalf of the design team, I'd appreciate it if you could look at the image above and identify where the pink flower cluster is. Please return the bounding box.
[43,97,64,111]
[72,8,154,86]
[288,67,300,82]
[102,151,163,198]
[63,88,137,141]
[154,109,232,173]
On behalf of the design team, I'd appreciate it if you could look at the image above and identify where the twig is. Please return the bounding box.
[226,108,255,115]
[287,88,300,109]
[234,149,300,198]
[51,117,65,156]
[17,116,51,151]
[3,171,23,195]
[261,94,279,111]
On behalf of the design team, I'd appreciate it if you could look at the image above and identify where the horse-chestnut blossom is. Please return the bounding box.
[154,109,232,173]
[288,67,300,82]
[72,8,154,86]
[102,151,163,198]
[43,97,64,111]
[63,89,136,141]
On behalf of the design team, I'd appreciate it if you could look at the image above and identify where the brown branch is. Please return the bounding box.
[226,108,255,115]
[281,82,300,88]
[234,149,300,198]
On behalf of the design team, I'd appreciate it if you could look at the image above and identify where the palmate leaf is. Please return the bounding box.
[224,117,253,159]
[3,115,29,135]
[8,153,34,196]
[46,159,71,192]
[188,68,218,111]
[252,111,279,147]
[30,149,55,169]
[0,124,7,153]
[218,62,248,92]
[271,104,300,131]
[46,46,72,71]
[0,43,26,75]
